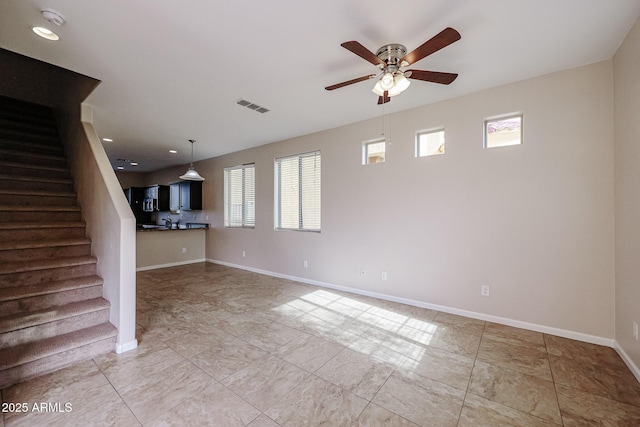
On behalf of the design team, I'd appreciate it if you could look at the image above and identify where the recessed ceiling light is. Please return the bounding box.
[32,26,59,41]
[116,166,124,170]
[102,138,113,142]
[169,150,177,154]
[130,162,138,166]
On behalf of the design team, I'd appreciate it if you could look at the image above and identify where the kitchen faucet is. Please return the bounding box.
[163,218,172,228]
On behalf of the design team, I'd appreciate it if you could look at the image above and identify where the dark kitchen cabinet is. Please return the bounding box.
[144,185,169,212]
[170,181,202,211]
[124,187,150,224]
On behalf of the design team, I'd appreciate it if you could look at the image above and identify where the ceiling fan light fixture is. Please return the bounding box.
[388,73,411,97]
[380,72,395,90]
[179,139,205,181]
[372,79,385,96]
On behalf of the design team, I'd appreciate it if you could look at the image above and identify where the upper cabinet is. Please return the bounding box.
[170,181,202,211]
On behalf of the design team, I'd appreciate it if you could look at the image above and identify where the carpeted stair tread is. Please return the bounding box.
[0,160,68,173]
[0,174,73,184]
[0,255,96,275]
[0,147,65,160]
[0,275,102,303]
[0,323,117,370]
[0,237,90,252]
[0,188,75,197]
[0,205,80,212]
[0,298,109,334]
[0,221,85,230]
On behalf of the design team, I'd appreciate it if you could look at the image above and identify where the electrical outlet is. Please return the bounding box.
[634,321,638,340]
[481,285,490,297]
[182,247,186,254]
[303,260,308,268]
[381,272,388,281]
[242,250,246,257]
[359,268,366,277]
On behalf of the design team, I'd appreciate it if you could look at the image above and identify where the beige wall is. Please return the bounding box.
[136,229,206,270]
[189,61,616,342]
[614,17,640,376]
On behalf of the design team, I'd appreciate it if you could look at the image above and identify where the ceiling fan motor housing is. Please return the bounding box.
[376,44,407,69]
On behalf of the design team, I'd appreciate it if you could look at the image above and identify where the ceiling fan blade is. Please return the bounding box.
[341,41,385,66]
[406,70,458,85]
[377,91,391,105]
[400,27,461,66]
[325,74,377,91]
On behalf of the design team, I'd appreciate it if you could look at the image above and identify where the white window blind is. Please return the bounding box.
[275,151,321,231]
[224,164,255,228]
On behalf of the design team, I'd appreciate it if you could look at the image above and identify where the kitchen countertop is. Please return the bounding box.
[137,223,209,231]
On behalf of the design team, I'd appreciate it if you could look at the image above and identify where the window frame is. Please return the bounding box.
[484,113,523,149]
[416,128,446,157]
[223,163,256,229]
[363,138,386,165]
[274,151,321,232]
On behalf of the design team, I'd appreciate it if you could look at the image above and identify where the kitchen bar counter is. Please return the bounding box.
[137,223,209,231]
[136,226,206,270]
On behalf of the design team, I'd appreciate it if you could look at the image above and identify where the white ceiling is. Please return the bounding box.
[1,0,639,172]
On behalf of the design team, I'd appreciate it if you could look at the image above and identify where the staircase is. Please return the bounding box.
[0,96,117,389]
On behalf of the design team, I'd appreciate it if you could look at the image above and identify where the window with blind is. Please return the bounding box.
[275,151,321,232]
[224,164,255,228]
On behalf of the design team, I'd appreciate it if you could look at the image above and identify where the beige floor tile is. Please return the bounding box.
[433,312,486,334]
[549,354,640,407]
[425,321,483,358]
[483,322,545,346]
[188,335,268,381]
[220,316,303,352]
[272,332,344,372]
[145,382,260,427]
[556,384,640,426]
[95,341,186,390]
[399,344,474,390]
[372,369,465,427]
[221,355,308,411]
[354,403,421,426]
[163,327,238,358]
[117,360,211,424]
[246,414,281,427]
[265,375,367,427]
[315,348,396,400]
[476,335,552,380]
[468,361,562,424]
[2,359,110,426]
[459,393,559,427]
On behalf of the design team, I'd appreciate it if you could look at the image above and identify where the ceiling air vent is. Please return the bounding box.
[236,98,269,114]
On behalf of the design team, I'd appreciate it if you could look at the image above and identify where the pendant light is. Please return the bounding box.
[179,139,205,181]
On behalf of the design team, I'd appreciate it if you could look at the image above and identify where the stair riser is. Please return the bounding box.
[0,308,109,348]
[0,227,85,241]
[0,335,116,389]
[0,164,70,180]
[0,178,74,193]
[0,140,64,156]
[0,193,76,206]
[0,120,59,137]
[0,130,60,144]
[0,285,103,317]
[0,152,67,168]
[0,263,96,288]
[0,244,91,262]
[0,210,82,223]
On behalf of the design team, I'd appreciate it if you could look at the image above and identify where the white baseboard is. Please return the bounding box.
[614,342,640,383]
[115,339,138,354]
[136,258,206,272]
[207,259,615,349]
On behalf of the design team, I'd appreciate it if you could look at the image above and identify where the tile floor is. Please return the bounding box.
[2,262,640,426]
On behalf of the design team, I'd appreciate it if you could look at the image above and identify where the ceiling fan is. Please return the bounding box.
[325,27,461,104]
